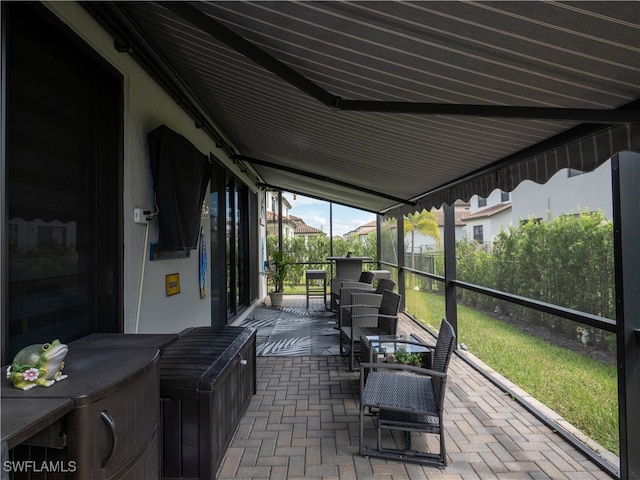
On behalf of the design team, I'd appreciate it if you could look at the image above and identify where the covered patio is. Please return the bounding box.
[2,2,638,479]
[221,296,617,479]
[83,2,638,476]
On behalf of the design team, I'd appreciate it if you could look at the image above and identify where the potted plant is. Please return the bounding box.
[267,250,293,307]
[391,348,427,367]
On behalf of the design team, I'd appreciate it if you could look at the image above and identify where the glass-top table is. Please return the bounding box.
[360,334,432,369]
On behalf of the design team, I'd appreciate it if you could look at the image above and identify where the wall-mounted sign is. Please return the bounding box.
[166,273,181,296]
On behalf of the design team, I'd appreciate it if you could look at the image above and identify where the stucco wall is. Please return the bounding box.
[511,160,613,222]
[463,208,512,245]
[45,2,263,333]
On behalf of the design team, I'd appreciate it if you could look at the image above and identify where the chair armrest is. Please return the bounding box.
[341,303,381,311]
[367,338,426,349]
[349,288,380,296]
[332,279,372,294]
[360,362,446,379]
[331,277,347,295]
[350,313,385,322]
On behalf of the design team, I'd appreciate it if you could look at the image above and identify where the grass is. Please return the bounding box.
[405,289,619,456]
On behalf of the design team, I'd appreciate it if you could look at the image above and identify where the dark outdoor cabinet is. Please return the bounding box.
[2,346,162,480]
[159,327,256,480]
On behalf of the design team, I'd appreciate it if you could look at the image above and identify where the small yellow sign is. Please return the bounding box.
[165,273,181,296]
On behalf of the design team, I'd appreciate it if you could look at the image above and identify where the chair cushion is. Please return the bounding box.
[362,371,437,415]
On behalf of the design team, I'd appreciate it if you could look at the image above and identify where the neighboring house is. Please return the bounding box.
[464,189,512,247]
[510,160,613,222]
[265,192,325,241]
[462,201,512,248]
[463,160,613,249]
[266,210,297,239]
[266,192,296,239]
[344,220,376,241]
[407,202,471,253]
[290,215,326,241]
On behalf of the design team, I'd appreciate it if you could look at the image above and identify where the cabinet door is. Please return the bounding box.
[66,363,159,479]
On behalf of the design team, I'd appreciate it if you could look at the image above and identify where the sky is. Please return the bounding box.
[283,193,376,237]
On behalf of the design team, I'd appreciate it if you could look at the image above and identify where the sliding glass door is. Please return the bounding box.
[3,3,122,362]
[209,160,257,324]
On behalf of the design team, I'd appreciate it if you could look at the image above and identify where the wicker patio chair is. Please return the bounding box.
[331,274,375,312]
[338,278,396,329]
[340,290,402,371]
[359,318,456,466]
[329,271,375,312]
[373,278,396,295]
[336,282,376,330]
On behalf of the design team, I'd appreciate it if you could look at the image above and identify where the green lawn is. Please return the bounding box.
[405,289,619,456]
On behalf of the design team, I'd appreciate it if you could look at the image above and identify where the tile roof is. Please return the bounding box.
[463,203,512,221]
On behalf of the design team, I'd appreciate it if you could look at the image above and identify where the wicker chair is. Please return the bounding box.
[330,271,375,312]
[335,282,374,329]
[340,290,402,371]
[338,278,396,331]
[373,278,396,295]
[359,318,456,466]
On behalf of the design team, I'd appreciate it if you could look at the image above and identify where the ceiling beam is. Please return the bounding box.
[338,99,640,124]
[161,1,336,109]
[162,1,639,124]
[234,155,415,207]
[257,183,381,215]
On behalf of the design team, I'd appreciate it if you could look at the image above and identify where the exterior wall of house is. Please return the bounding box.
[45,2,261,333]
[511,160,613,222]
[463,208,512,246]
[266,191,295,238]
[460,161,611,247]
[470,189,510,214]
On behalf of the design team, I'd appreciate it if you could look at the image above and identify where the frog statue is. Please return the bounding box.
[6,339,68,391]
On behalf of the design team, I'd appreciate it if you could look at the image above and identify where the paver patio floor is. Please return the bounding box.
[222,296,617,479]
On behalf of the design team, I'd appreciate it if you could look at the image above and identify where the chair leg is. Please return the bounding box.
[349,342,355,371]
[440,422,447,466]
[367,422,447,467]
[359,400,366,455]
[349,337,358,371]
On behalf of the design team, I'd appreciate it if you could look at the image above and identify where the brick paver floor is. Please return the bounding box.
[221,296,617,479]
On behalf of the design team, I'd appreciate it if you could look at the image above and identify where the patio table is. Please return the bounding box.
[361,334,432,376]
[327,256,372,280]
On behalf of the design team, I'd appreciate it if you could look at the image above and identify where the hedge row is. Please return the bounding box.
[455,210,615,350]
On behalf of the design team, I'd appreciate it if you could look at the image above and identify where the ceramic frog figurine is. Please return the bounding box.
[6,339,68,391]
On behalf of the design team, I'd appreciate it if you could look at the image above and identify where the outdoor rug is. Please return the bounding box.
[240,303,340,356]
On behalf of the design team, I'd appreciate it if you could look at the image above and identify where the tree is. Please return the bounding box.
[404,210,440,269]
